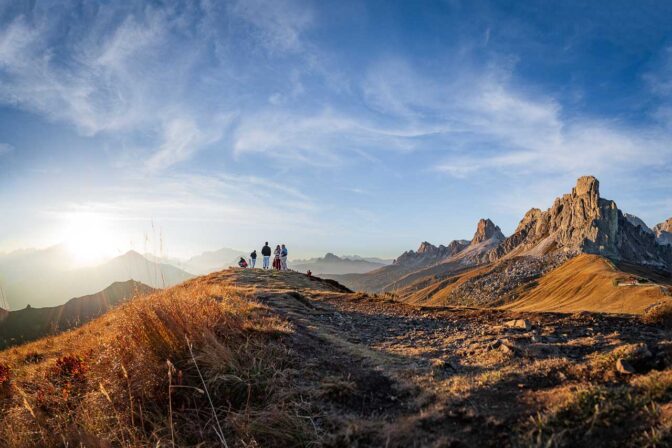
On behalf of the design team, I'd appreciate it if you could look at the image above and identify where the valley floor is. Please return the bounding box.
[3,269,672,447]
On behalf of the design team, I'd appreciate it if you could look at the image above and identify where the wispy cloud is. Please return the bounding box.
[0,2,314,172]
[227,0,313,53]
[145,115,234,172]
[359,58,672,181]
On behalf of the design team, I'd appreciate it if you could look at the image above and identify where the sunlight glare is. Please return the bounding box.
[63,212,116,267]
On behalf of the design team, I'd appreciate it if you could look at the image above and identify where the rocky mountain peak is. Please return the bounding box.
[323,253,341,261]
[624,213,653,235]
[395,239,468,267]
[417,242,438,254]
[489,176,672,269]
[654,218,672,234]
[516,208,543,232]
[471,219,505,245]
[654,218,672,246]
[573,175,599,198]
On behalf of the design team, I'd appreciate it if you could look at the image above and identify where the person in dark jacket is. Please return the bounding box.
[250,250,257,268]
[261,242,272,269]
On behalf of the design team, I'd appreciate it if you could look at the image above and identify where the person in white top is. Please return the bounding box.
[280,244,288,270]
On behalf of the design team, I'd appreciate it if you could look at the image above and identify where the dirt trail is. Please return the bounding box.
[233,270,671,447]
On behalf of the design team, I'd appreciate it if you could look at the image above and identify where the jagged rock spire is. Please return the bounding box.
[471,219,505,244]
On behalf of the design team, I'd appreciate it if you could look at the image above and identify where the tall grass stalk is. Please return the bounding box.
[187,336,228,448]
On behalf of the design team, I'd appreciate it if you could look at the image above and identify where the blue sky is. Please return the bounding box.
[1,0,672,260]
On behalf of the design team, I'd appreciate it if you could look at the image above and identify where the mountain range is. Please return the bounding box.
[0,280,154,349]
[145,247,247,275]
[0,245,381,310]
[328,176,672,313]
[291,253,387,275]
[0,249,192,309]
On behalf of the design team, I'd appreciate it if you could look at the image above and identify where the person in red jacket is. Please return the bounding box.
[273,245,282,270]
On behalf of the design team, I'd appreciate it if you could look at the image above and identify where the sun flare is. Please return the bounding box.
[63,212,116,266]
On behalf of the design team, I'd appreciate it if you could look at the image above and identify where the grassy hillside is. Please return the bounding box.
[504,254,672,314]
[4,268,672,447]
[0,270,349,447]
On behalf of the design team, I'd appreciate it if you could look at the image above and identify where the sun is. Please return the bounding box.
[63,212,116,266]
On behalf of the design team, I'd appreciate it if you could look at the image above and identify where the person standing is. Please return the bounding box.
[261,242,271,269]
[273,245,281,270]
[250,250,257,268]
[280,244,288,270]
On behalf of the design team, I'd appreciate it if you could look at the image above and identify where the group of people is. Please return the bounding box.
[238,242,288,270]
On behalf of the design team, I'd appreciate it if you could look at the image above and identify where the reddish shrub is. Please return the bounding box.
[48,355,89,400]
[50,355,88,382]
[0,363,11,399]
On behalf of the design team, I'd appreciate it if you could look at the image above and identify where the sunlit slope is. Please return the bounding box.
[503,254,672,314]
[0,268,351,447]
[399,263,495,306]
[199,267,352,292]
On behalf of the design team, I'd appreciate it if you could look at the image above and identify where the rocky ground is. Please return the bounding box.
[218,269,672,447]
[443,254,572,307]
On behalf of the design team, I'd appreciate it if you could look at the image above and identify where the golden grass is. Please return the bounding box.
[503,254,671,314]
[0,279,314,447]
[519,370,672,448]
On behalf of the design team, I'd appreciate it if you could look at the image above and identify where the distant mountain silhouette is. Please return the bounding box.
[339,255,394,265]
[0,280,154,349]
[291,253,386,275]
[183,247,247,274]
[1,250,192,309]
[145,247,247,274]
[327,218,504,292]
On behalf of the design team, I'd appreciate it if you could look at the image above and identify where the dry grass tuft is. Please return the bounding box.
[643,301,672,327]
[520,367,672,447]
[0,280,313,447]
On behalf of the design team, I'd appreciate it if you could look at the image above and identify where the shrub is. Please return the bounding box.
[23,352,44,364]
[0,363,12,400]
[49,355,89,384]
[0,363,10,386]
[37,355,91,404]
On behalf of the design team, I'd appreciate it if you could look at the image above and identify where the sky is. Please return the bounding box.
[1,0,672,261]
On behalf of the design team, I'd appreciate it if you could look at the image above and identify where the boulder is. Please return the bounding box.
[616,358,636,375]
[499,343,515,355]
[504,319,532,331]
